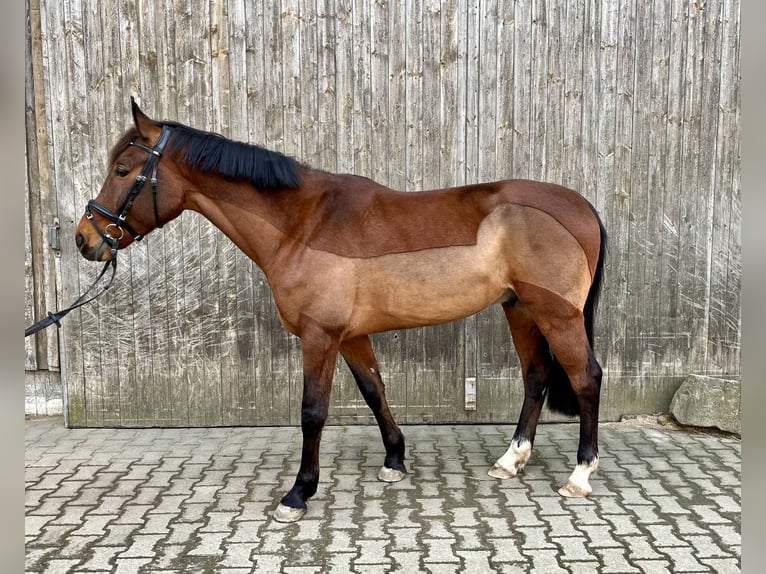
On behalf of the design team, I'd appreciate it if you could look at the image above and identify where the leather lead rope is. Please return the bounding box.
[24,237,119,337]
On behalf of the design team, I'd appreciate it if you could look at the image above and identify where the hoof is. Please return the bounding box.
[558,480,592,498]
[378,466,406,483]
[559,458,598,498]
[272,503,306,523]
[490,439,531,480]
[488,463,517,480]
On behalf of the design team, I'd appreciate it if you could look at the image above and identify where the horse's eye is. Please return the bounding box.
[115,166,129,177]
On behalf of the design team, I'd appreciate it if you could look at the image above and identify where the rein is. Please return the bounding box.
[24,126,172,338]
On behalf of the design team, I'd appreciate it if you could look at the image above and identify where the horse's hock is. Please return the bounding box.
[670,374,741,435]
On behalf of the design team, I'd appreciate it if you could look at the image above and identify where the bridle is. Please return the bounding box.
[25,125,173,337]
[85,124,172,245]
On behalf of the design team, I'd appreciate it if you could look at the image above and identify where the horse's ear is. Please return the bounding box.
[131,97,160,140]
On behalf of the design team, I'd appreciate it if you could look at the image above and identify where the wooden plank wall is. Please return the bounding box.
[25,0,741,427]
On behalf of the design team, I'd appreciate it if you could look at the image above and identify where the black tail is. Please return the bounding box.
[545,206,607,416]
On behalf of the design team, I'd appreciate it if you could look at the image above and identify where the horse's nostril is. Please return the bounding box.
[76,232,85,250]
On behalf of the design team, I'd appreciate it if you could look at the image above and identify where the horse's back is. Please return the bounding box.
[298,173,601,264]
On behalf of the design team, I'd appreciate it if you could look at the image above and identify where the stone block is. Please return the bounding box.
[670,375,740,434]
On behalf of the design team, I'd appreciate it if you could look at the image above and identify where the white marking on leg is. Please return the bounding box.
[559,457,599,498]
[488,438,532,479]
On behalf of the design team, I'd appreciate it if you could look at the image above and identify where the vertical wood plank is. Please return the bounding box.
[316,0,338,174]
[250,1,273,425]
[544,0,565,185]
[593,0,619,417]
[716,0,741,375]
[118,0,149,427]
[403,0,429,422]
[529,0,547,182]
[374,0,408,423]
[494,0,513,181]
[159,0,187,426]
[262,0,295,425]
[642,0,673,388]
[211,0,242,426]
[65,0,102,426]
[26,0,61,373]
[331,0,366,421]
[136,0,174,425]
[707,0,740,374]
[25,145,38,372]
[281,0,305,426]
[351,0,372,177]
[24,17,39,372]
[246,0,277,426]
[200,3,224,426]
[174,0,204,426]
[621,0,653,406]
[656,0,687,390]
[511,0,531,178]
[475,1,512,423]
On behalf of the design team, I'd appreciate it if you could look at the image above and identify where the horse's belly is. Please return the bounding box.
[349,242,509,334]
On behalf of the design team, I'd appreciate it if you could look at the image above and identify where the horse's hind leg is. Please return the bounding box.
[340,336,407,482]
[489,299,551,479]
[513,280,603,497]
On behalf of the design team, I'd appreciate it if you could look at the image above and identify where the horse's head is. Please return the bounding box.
[75,99,186,261]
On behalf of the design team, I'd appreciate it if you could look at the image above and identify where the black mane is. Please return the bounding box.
[161,123,302,189]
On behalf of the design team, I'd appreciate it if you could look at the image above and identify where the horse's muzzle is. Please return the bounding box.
[76,230,111,261]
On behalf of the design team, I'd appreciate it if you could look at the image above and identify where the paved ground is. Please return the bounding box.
[25,416,740,573]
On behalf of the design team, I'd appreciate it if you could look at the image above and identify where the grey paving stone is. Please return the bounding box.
[591,547,641,573]
[632,559,673,574]
[527,548,569,574]
[659,546,711,572]
[700,557,741,574]
[113,557,153,574]
[422,538,459,564]
[78,546,124,571]
[39,558,81,574]
[118,533,165,558]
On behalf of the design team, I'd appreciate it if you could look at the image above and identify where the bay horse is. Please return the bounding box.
[76,99,607,522]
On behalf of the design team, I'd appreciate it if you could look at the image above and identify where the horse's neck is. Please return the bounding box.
[184,175,302,273]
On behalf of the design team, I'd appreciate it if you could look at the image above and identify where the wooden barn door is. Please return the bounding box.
[29,0,741,428]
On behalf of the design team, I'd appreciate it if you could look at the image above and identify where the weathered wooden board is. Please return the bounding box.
[25,0,741,427]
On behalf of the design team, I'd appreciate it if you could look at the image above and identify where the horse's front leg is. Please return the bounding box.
[273,325,339,523]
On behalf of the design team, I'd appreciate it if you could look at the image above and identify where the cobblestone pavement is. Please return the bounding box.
[25,416,740,573]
